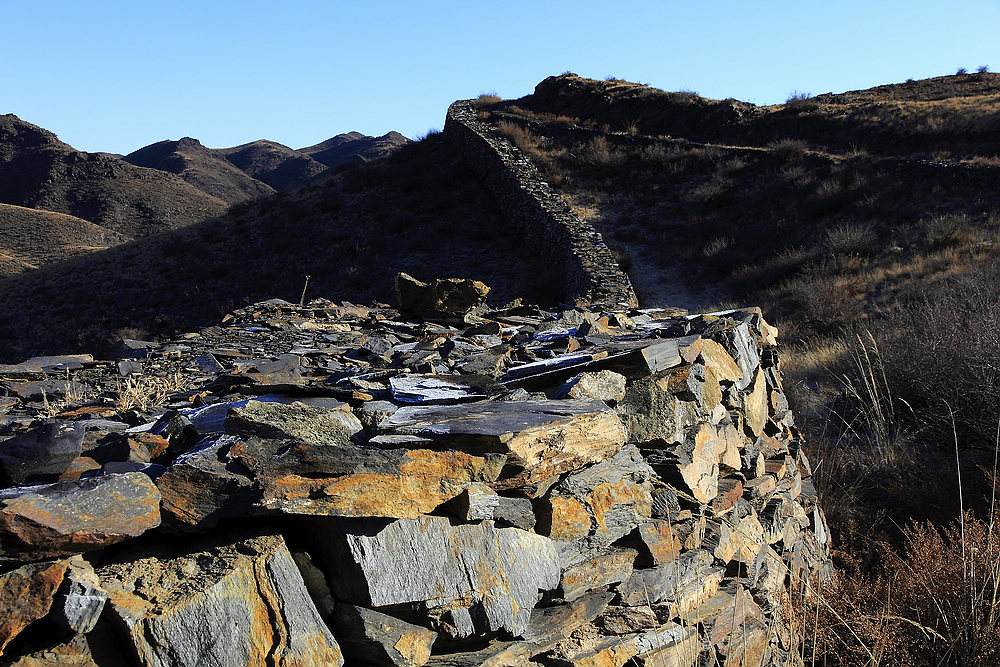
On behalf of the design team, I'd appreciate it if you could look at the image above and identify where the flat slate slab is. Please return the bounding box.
[379,399,627,484]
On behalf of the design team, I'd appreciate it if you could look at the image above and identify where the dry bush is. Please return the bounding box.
[497,121,540,154]
[474,92,502,107]
[825,223,879,257]
[581,136,625,168]
[815,513,1000,666]
[769,138,810,158]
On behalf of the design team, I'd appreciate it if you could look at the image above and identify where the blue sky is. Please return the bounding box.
[2,1,998,154]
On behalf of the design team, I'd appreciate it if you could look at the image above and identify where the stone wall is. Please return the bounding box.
[444,100,639,308]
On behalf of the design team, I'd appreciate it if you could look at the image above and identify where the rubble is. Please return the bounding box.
[0,276,830,664]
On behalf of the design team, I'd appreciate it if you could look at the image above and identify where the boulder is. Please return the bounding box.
[0,421,85,487]
[0,473,161,560]
[97,534,343,667]
[155,436,256,531]
[396,273,490,323]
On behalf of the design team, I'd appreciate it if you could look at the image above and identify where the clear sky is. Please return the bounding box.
[2,1,998,154]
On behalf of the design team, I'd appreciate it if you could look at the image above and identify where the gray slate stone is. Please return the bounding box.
[97,534,344,667]
[321,515,560,637]
[0,421,85,486]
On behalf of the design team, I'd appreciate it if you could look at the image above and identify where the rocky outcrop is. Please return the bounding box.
[0,280,829,664]
[444,100,637,308]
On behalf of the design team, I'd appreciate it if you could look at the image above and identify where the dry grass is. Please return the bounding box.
[114,372,185,413]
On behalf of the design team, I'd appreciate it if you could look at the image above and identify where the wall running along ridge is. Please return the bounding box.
[444,100,639,308]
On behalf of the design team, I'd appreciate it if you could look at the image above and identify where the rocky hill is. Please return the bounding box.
[123,137,276,204]
[0,204,126,277]
[0,277,829,665]
[208,139,329,191]
[0,114,228,238]
[0,134,561,361]
[483,73,1000,337]
[300,130,411,168]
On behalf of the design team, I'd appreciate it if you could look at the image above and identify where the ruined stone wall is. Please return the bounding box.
[444,100,638,308]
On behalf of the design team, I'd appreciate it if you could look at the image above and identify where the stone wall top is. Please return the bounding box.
[444,99,638,308]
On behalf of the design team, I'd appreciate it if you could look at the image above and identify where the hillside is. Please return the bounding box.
[0,114,228,238]
[0,133,561,360]
[300,130,410,168]
[523,71,1000,157]
[484,74,1000,337]
[0,203,126,276]
[124,137,275,204]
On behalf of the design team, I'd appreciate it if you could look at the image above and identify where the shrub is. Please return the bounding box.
[957,67,969,75]
[815,513,1000,666]
[581,136,625,168]
[768,138,809,158]
[474,92,502,107]
[825,223,878,256]
[978,65,991,74]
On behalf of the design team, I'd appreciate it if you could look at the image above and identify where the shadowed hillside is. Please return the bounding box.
[124,137,275,204]
[0,203,126,276]
[0,114,227,237]
[300,130,410,168]
[0,133,561,360]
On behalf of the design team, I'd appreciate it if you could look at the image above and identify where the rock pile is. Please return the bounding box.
[0,275,830,666]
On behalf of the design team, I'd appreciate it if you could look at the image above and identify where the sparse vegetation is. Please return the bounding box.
[115,371,185,412]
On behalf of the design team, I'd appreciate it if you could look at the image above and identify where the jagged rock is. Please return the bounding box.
[396,273,490,323]
[228,437,506,519]
[537,445,653,550]
[0,421,85,486]
[6,636,97,666]
[495,495,537,530]
[97,534,343,667]
[319,515,560,637]
[333,604,436,667]
[448,482,501,521]
[558,548,636,602]
[618,550,722,613]
[631,519,681,567]
[703,511,765,565]
[380,399,627,488]
[615,371,698,445]
[524,589,614,643]
[0,473,161,560]
[55,556,107,634]
[743,368,768,437]
[225,399,362,446]
[643,422,720,504]
[542,622,698,667]
[0,559,72,656]
[595,605,660,635]
[155,436,256,531]
[693,583,769,666]
[557,370,627,402]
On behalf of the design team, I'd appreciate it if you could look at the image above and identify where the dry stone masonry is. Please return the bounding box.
[444,101,638,309]
[0,272,830,665]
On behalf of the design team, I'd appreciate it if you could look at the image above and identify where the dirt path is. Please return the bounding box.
[610,239,722,311]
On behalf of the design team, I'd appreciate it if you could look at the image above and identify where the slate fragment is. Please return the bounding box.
[0,473,161,560]
[0,421,85,487]
[97,534,344,667]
